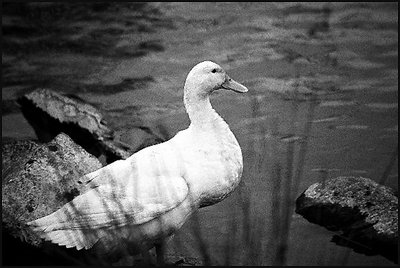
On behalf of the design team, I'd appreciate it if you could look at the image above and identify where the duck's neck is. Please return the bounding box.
[184,90,222,129]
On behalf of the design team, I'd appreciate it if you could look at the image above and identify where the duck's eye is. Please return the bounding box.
[211,69,217,73]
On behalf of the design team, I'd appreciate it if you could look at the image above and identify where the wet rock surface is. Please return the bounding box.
[2,133,102,247]
[18,88,135,163]
[296,176,398,264]
[2,133,107,265]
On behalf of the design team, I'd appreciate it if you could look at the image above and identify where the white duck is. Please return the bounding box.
[27,61,248,263]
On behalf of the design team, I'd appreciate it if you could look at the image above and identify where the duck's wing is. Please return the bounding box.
[27,142,189,250]
[76,159,134,188]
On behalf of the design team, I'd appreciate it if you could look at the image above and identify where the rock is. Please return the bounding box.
[2,133,111,265]
[17,88,133,163]
[2,133,102,248]
[295,176,398,264]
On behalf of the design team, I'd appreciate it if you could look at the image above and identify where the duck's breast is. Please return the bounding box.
[175,123,243,205]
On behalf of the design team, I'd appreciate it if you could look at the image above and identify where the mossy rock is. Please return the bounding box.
[296,176,398,264]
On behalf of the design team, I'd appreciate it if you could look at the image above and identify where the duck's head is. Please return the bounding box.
[184,61,248,98]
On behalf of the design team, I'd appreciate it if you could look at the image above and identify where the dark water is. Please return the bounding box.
[2,2,398,266]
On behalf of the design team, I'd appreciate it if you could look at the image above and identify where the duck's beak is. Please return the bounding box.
[221,75,248,93]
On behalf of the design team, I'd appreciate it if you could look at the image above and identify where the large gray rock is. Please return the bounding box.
[296,176,398,264]
[2,133,102,247]
[18,88,133,163]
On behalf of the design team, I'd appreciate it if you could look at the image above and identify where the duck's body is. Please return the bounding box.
[28,61,248,259]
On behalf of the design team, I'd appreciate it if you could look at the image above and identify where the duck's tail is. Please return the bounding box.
[27,205,100,250]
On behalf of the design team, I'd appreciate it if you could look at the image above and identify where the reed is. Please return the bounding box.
[379,145,398,185]
[189,209,212,266]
